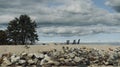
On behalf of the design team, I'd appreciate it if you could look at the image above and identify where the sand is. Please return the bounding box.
[0,44,119,55]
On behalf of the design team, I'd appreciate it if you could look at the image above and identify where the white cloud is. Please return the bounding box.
[106,0,120,6]
[0,15,14,23]
[0,0,120,37]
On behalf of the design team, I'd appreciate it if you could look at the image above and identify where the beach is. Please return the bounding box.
[0,44,119,54]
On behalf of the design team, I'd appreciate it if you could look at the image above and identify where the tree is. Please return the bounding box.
[7,14,38,45]
[6,18,20,45]
[0,30,8,45]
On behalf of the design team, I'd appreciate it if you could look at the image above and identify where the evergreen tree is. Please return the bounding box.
[7,15,38,45]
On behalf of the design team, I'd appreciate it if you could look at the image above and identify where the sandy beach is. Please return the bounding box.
[0,44,119,54]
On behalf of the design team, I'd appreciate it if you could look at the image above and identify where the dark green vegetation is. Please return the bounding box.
[0,15,38,45]
[0,30,8,45]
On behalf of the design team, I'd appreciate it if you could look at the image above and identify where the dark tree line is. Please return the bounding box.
[0,15,38,45]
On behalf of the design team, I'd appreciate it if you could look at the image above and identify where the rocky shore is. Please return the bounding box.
[0,45,120,67]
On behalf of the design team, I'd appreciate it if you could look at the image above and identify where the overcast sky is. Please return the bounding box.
[0,0,120,43]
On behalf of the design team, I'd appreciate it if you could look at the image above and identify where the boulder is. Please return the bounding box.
[74,57,82,63]
[68,53,75,58]
[27,59,35,65]
[1,57,12,66]
[10,55,20,63]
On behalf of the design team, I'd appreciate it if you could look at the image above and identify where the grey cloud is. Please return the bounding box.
[113,6,120,12]
[37,25,120,37]
[106,0,120,12]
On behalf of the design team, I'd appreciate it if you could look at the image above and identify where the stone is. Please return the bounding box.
[104,61,109,65]
[44,54,51,61]
[64,59,70,63]
[74,57,82,63]
[2,57,12,66]
[10,55,20,63]
[27,53,34,58]
[48,60,60,66]
[28,59,35,65]
[21,52,27,56]
[59,58,65,61]
[0,57,3,65]
[16,66,23,67]
[35,53,45,59]
[18,59,26,64]
[40,59,48,65]
[1,46,120,66]
[68,53,75,58]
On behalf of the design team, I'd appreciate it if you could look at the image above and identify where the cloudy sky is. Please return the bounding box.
[0,0,120,43]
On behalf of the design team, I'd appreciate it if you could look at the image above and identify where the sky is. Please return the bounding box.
[0,0,120,43]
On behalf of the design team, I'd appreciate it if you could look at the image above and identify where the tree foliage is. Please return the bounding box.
[0,30,8,45]
[7,15,38,45]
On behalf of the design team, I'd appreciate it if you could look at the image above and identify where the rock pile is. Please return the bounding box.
[0,46,120,67]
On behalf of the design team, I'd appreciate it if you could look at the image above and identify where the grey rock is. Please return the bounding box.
[74,57,82,63]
